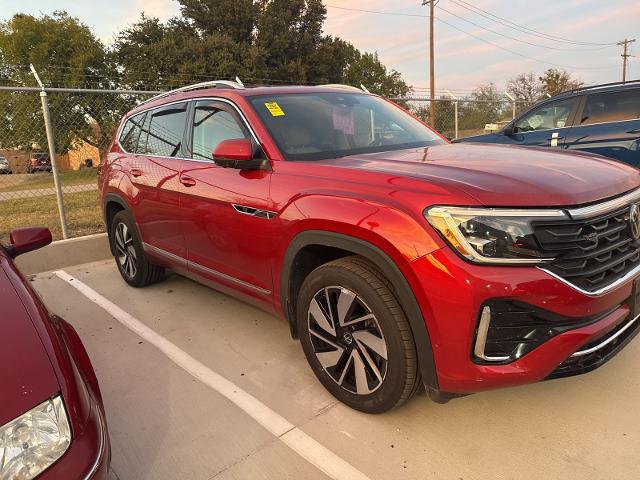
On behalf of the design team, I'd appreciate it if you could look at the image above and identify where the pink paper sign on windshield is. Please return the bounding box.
[332,107,355,135]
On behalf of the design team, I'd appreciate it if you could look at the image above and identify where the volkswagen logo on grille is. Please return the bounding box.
[630,203,640,240]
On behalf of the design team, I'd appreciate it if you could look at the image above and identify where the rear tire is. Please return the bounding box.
[109,210,165,287]
[297,256,419,413]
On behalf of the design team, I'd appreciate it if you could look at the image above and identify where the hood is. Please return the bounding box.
[0,265,58,426]
[319,143,640,207]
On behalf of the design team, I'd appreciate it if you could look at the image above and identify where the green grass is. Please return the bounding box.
[0,169,97,193]
[0,189,104,242]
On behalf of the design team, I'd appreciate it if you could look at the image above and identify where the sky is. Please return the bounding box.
[1,0,639,95]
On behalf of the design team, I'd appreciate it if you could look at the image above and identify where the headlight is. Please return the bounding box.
[0,396,71,480]
[425,206,567,264]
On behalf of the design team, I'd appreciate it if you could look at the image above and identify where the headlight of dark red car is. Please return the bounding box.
[0,396,71,480]
[425,206,567,264]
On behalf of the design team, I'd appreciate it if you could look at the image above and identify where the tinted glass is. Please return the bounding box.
[136,113,152,154]
[192,102,248,161]
[515,98,576,132]
[144,104,187,157]
[582,90,640,125]
[249,93,444,161]
[119,113,145,153]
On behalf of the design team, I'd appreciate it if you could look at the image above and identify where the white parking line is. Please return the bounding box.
[54,270,371,480]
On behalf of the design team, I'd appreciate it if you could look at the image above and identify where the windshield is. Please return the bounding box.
[249,93,444,161]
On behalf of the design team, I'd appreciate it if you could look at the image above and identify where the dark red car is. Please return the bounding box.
[27,153,52,174]
[0,228,110,478]
[99,82,640,413]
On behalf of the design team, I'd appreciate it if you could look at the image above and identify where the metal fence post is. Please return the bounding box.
[31,65,69,239]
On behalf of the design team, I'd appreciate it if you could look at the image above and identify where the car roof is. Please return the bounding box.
[550,79,640,101]
[127,84,373,117]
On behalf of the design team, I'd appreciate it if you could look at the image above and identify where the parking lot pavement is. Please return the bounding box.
[32,260,640,480]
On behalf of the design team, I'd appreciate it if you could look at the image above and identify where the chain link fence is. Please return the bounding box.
[0,87,159,242]
[396,97,535,140]
[0,85,537,243]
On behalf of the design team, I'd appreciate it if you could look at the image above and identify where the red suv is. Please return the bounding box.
[99,81,640,413]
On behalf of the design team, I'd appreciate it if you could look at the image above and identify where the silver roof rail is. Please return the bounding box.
[141,79,245,105]
[320,84,369,93]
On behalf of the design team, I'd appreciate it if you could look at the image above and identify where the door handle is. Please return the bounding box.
[626,129,640,134]
[130,168,142,177]
[546,135,564,140]
[180,175,196,187]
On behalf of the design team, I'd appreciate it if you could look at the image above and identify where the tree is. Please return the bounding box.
[539,68,583,97]
[460,83,506,131]
[112,0,410,96]
[179,0,256,44]
[506,72,541,102]
[0,12,121,155]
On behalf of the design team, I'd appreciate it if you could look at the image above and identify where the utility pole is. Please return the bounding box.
[423,1,436,126]
[618,38,636,83]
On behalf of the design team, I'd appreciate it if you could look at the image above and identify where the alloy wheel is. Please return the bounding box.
[307,286,388,395]
[114,222,137,279]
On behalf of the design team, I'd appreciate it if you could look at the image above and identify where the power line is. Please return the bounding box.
[448,0,617,47]
[324,4,617,71]
[437,3,615,52]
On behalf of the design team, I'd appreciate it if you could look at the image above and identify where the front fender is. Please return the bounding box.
[276,195,443,392]
[277,194,442,267]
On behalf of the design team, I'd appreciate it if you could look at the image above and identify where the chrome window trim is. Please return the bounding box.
[143,243,271,295]
[539,262,640,297]
[116,96,262,156]
[576,117,640,128]
[570,311,640,357]
[567,187,640,220]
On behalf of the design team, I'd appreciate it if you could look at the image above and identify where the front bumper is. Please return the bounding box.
[405,247,640,395]
[39,399,110,479]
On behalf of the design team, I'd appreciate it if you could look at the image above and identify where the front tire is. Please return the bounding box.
[109,210,165,287]
[297,256,419,413]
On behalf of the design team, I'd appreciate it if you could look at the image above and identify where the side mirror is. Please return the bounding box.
[7,227,52,258]
[503,125,515,136]
[213,139,253,162]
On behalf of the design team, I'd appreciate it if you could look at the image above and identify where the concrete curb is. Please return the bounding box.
[16,232,111,275]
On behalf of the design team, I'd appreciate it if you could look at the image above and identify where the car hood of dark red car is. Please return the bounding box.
[320,143,640,207]
[0,266,58,426]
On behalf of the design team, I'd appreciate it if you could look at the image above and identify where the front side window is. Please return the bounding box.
[143,103,187,157]
[581,90,640,125]
[515,98,577,132]
[191,102,249,161]
[119,112,146,153]
[249,93,444,161]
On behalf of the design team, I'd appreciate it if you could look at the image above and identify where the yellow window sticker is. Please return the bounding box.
[265,102,285,117]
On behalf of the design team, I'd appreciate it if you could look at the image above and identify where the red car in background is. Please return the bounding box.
[0,228,109,479]
[27,153,52,174]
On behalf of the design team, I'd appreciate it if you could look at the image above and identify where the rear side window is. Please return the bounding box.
[119,113,145,153]
[143,103,188,157]
[581,90,640,125]
[191,101,249,161]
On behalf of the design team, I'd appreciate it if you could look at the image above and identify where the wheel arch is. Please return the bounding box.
[281,230,439,391]
[103,193,143,255]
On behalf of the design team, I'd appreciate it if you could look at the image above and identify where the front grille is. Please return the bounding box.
[534,207,640,293]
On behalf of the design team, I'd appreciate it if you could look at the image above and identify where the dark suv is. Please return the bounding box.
[99,81,640,413]
[457,80,640,166]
